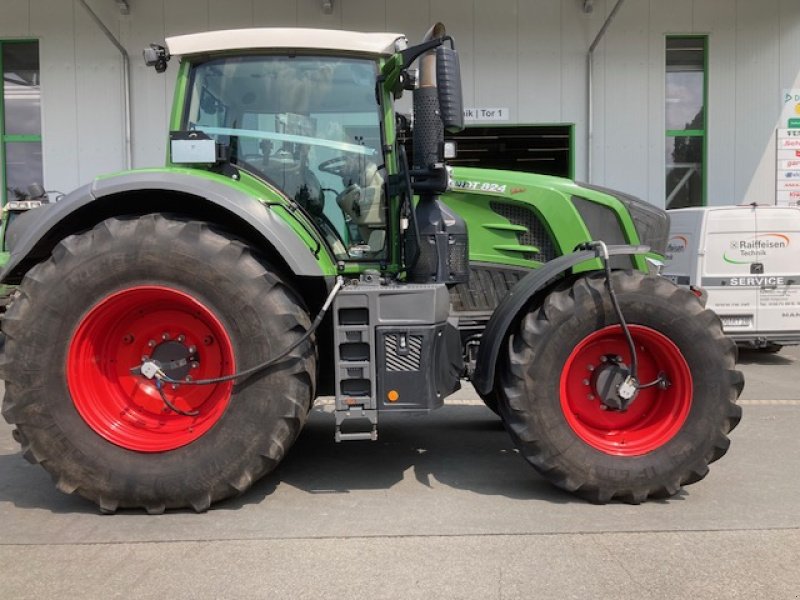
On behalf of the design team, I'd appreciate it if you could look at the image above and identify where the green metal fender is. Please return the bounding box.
[471,244,650,396]
[0,170,325,284]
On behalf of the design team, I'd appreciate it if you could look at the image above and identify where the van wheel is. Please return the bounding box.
[498,272,743,503]
[758,343,782,354]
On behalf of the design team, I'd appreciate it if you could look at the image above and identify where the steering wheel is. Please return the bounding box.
[318,155,349,178]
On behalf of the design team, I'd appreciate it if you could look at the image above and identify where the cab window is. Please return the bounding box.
[185,55,387,260]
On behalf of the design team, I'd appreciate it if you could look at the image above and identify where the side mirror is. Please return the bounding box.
[436,46,464,134]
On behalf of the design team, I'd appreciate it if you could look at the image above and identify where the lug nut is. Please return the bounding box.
[187,345,197,355]
[588,394,595,401]
[177,334,185,343]
[582,379,590,386]
[162,333,170,341]
[190,361,199,370]
[587,365,595,372]
[147,340,156,348]
[140,355,148,362]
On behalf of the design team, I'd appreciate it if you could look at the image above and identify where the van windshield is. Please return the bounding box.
[184,55,387,260]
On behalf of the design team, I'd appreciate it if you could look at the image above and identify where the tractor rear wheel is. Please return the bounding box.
[0,215,316,513]
[498,271,742,503]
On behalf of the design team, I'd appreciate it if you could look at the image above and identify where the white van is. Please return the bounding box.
[663,205,800,351]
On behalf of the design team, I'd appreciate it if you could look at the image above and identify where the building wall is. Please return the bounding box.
[1,0,799,207]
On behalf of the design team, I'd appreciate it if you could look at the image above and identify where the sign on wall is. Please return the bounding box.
[463,107,510,122]
[776,128,800,206]
[781,90,800,129]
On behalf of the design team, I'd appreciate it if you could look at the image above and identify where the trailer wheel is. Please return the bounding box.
[498,272,742,503]
[0,215,316,513]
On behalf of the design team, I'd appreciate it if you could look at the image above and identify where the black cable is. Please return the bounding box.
[155,379,199,416]
[587,241,666,393]
[597,244,639,380]
[134,278,344,388]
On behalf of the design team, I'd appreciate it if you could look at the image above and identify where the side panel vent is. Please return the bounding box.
[449,265,528,313]
[489,201,558,263]
[385,334,423,372]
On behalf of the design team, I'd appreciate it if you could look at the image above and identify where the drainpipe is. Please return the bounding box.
[77,0,132,169]
[586,0,625,183]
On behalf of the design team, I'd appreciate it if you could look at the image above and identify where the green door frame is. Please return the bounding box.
[0,39,42,207]
[665,34,708,208]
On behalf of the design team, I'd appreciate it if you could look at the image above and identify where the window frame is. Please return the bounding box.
[0,38,43,207]
[665,34,708,209]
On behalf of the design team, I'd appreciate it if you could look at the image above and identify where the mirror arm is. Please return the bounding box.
[400,36,455,69]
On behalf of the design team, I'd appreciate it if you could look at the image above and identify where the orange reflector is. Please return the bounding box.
[387,390,399,402]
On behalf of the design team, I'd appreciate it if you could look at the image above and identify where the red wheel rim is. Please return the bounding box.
[67,286,235,452]
[559,325,692,456]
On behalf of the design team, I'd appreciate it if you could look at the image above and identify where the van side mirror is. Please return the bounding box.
[436,46,464,134]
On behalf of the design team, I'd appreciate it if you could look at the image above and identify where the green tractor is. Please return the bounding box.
[0,25,741,513]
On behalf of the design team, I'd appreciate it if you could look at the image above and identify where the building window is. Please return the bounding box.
[665,36,707,209]
[1,40,42,205]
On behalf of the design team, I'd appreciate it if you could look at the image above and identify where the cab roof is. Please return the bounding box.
[166,28,407,58]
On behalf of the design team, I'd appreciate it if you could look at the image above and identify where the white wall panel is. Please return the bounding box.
[29,0,80,193]
[472,0,518,123]
[779,1,800,93]
[645,0,692,207]
[735,0,780,205]
[209,0,254,31]
[122,0,168,168]
[600,0,649,198]
[517,0,562,124]
[562,0,603,182]
[297,0,342,29]
[1,0,30,35]
[75,0,125,182]
[341,0,387,32]
[0,0,798,207]
[253,1,298,27]
[694,0,737,206]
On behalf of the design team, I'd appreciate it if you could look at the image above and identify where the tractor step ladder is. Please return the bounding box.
[332,278,379,442]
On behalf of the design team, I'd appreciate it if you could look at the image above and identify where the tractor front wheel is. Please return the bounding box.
[498,272,742,503]
[0,215,316,513]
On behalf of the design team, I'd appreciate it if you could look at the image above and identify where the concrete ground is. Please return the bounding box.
[0,346,798,599]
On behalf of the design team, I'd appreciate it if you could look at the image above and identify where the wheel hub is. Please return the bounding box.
[67,286,234,452]
[559,325,693,456]
[592,355,636,411]
[149,340,198,382]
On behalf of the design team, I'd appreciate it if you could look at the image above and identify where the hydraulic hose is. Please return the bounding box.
[134,277,344,388]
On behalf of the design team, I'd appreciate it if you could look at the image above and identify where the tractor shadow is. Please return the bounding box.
[0,451,99,514]
[225,404,595,508]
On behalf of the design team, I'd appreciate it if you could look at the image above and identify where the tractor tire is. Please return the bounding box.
[0,215,316,513]
[498,271,742,504]
[477,389,501,416]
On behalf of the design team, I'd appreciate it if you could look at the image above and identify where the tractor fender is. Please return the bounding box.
[0,171,324,283]
[471,244,650,396]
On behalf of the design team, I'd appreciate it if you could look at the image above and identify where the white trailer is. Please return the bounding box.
[663,205,800,351]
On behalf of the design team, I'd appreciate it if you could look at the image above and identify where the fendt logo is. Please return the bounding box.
[723,233,790,264]
[666,235,688,258]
